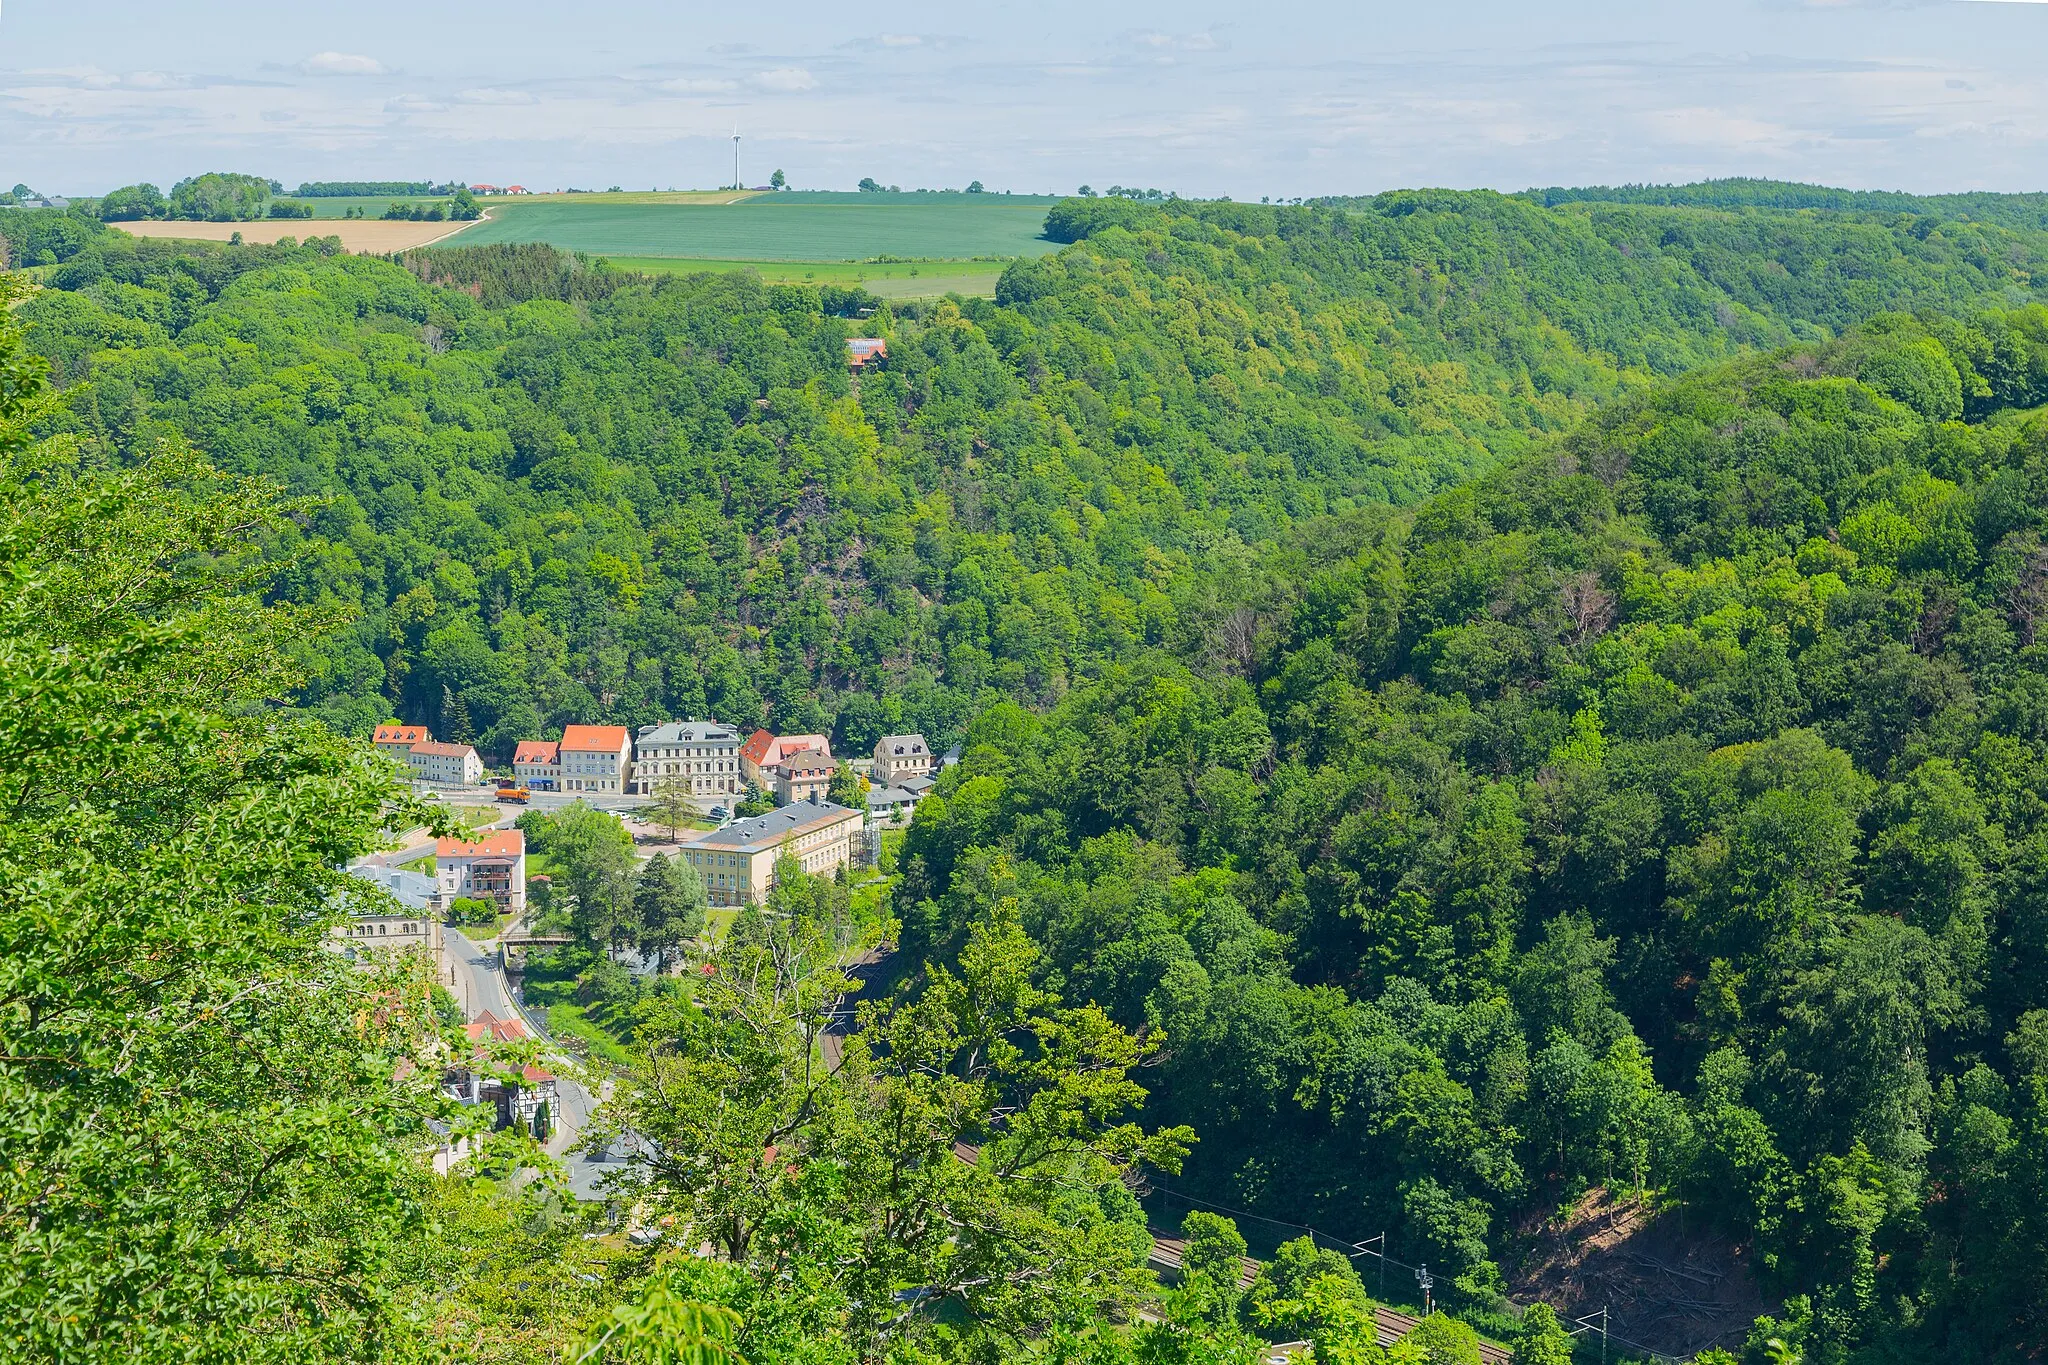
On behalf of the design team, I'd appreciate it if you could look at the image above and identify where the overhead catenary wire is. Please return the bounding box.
[1148,1183,1683,1365]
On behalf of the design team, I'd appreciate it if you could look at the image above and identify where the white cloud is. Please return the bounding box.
[752,67,816,92]
[386,94,446,113]
[664,77,739,94]
[880,34,922,47]
[1122,29,1227,52]
[301,51,387,76]
[458,87,539,106]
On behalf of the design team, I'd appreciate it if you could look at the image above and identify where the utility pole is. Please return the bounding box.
[1415,1264,1433,1317]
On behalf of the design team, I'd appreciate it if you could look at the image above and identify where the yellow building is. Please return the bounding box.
[681,796,863,906]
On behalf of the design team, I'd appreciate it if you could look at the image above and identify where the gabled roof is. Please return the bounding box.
[877,733,929,755]
[638,719,740,746]
[437,829,524,860]
[464,1010,528,1042]
[777,748,837,777]
[745,731,831,768]
[513,739,560,764]
[560,724,630,753]
[374,724,432,745]
[695,799,859,849]
[409,740,477,759]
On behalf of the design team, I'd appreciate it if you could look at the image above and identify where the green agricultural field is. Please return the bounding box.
[604,255,1007,299]
[295,197,417,220]
[450,190,1061,263]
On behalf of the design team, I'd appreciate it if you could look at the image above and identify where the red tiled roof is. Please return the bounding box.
[409,740,476,759]
[521,1064,556,1083]
[740,728,776,767]
[374,724,431,745]
[746,731,831,768]
[513,739,560,764]
[463,1010,528,1042]
[560,724,630,753]
[437,829,524,859]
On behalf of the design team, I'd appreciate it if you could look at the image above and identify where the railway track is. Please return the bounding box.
[1147,1236,1515,1365]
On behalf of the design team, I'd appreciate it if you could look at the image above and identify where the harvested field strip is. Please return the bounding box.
[112,219,481,251]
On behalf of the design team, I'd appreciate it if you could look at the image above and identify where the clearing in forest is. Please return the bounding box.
[1508,1188,1774,1359]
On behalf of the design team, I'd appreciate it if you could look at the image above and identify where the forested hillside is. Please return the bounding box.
[900,308,2048,1360]
[10,188,2048,1363]
[14,190,2048,763]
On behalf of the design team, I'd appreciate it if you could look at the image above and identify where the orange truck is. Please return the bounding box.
[493,778,530,804]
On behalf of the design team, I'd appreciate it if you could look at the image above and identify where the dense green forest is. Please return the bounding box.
[14,188,2048,763]
[1511,179,2048,233]
[7,186,2048,1362]
[900,306,2048,1360]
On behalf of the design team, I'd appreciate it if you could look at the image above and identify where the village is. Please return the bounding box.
[335,716,948,1187]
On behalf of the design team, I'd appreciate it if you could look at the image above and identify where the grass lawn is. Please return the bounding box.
[446,190,1061,263]
[545,1002,634,1065]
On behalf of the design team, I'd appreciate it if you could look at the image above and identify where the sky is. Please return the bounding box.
[5,0,2048,199]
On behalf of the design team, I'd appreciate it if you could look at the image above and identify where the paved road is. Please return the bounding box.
[446,925,602,1163]
[447,926,521,1019]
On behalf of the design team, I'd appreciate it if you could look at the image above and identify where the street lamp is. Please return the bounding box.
[1415,1264,1434,1317]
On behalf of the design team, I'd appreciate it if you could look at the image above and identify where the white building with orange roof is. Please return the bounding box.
[406,739,482,786]
[512,739,561,790]
[436,829,526,916]
[559,724,632,795]
[373,722,432,756]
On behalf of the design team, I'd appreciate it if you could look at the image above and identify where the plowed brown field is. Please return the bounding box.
[111,219,484,252]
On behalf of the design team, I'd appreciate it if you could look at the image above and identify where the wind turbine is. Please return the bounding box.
[731,127,741,191]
